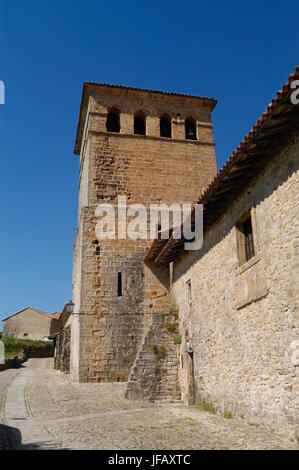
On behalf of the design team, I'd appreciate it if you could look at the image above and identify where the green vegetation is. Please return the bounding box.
[168,304,179,318]
[160,305,183,345]
[1,336,50,359]
[157,345,166,358]
[165,322,177,333]
[159,304,183,353]
[159,304,179,319]
[151,344,166,361]
[223,410,233,419]
[196,398,216,414]
[153,364,160,376]
[173,334,182,345]
[116,376,126,382]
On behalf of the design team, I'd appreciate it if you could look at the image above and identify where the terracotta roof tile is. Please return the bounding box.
[2,307,60,322]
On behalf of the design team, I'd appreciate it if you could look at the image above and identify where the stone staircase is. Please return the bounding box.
[125,313,181,401]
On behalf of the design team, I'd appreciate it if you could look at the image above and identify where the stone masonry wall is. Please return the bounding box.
[171,136,299,440]
[125,310,181,401]
[71,86,217,382]
[54,326,71,373]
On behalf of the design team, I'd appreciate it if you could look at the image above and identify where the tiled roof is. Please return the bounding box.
[2,307,60,322]
[145,65,299,264]
[74,82,217,154]
[51,311,61,320]
[82,81,217,103]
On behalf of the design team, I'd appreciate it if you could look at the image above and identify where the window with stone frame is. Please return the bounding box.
[235,211,255,265]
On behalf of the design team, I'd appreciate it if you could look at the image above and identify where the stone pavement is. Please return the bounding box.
[0,367,19,450]
[0,358,298,450]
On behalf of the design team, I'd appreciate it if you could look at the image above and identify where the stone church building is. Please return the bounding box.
[58,66,298,439]
[69,82,218,383]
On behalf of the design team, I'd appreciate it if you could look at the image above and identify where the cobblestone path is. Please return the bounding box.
[0,359,297,450]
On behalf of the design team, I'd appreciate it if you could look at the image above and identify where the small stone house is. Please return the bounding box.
[143,66,299,439]
[2,307,61,341]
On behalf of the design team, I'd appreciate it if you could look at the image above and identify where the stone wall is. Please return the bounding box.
[171,136,299,440]
[70,85,217,382]
[0,343,54,372]
[54,326,71,373]
[0,348,29,371]
[27,342,54,358]
[125,310,181,401]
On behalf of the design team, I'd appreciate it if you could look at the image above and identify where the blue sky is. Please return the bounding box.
[0,0,298,327]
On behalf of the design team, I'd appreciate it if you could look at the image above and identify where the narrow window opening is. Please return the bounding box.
[117,272,122,297]
[134,113,146,135]
[185,117,197,140]
[155,223,162,239]
[106,109,120,133]
[243,216,255,261]
[160,114,172,138]
[23,333,28,337]
[186,279,192,304]
[236,213,255,264]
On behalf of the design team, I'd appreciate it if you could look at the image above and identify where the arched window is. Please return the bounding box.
[185,117,197,140]
[106,108,120,133]
[134,111,146,135]
[160,114,172,138]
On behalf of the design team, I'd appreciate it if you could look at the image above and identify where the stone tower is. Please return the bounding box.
[70,82,217,382]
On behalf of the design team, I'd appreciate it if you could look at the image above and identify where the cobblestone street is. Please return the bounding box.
[0,359,297,450]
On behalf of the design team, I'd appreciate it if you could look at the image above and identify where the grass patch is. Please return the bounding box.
[223,410,233,419]
[1,336,50,359]
[151,344,166,358]
[168,305,179,318]
[157,345,166,358]
[165,322,177,333]
[173,334,182,345]
[196,398,216,414]
[5,348,23,359]
[159,304,179,319]
[116,376,125,382]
